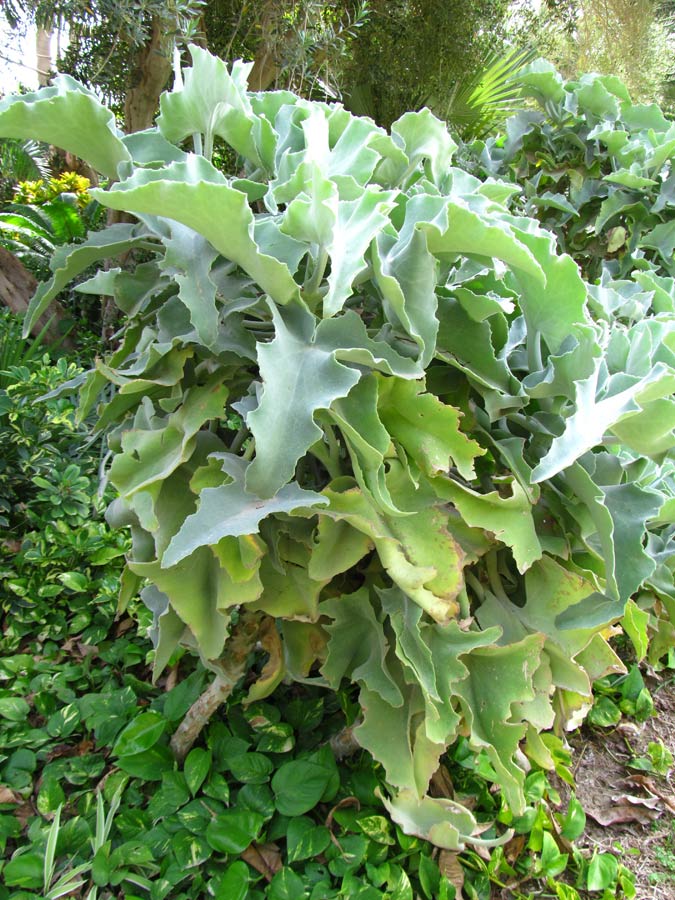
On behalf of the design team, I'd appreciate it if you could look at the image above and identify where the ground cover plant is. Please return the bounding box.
[1,48,675,895]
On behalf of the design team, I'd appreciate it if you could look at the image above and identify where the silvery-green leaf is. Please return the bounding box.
[245,302,362,498]
[391,109,457,185]
[23,224,146,336]
[92,159,300,306]
[163,454,326,567]
[0,75,130,178]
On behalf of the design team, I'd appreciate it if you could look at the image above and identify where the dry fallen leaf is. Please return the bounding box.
[14,801,34,828]
[588,792,662,826]
[504,834,527,866]
[0,786,22,804]
[429,764,454,799]
[627,774,675,814]
[241,842,282,881]
[438,850,465,899]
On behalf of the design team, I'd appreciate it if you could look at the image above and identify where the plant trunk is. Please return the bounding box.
[170,611,263,762]
[0,247,72,346]
[123,17,174,134]
[36,28,52,86]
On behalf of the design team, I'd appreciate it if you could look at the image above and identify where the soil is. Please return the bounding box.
[491,676,675,899]
[568,676,675,900]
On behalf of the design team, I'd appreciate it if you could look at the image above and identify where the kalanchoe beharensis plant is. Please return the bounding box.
[2,47,675,849]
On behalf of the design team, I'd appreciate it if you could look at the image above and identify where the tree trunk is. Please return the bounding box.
[123,17,174,134]
[36,28,52,86]
[248,49,280,92]
[0,247,73,346]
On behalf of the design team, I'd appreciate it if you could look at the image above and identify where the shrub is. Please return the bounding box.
[1,49,674,848]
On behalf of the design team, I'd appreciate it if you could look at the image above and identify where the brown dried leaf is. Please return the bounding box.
[588,795,662,826]
[325,796,360,831]
[115,617,135,636]
[627,774,675,814]
[246,616,284,702]
[0,786,22,804]
[76,642,99,659]
[429,764,455,799]
[240,842,282,881]
[438,850,465,898]
[504,834,526,865]
[14,801,34,828]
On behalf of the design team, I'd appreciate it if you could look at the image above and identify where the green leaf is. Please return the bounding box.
[159,222,220,348]
[377,375,485,481]
[640,220,675,263]
[426,198,544,283]
[0,76,130,178]
[268,867,307,900]
[321,586,403,707]
[227,752,273,784]
[163,454,326,567]
[286,817,332,863]
[184,748,211,796]
[540,831,568,878]
[622,600,650,663]
[371,210,439,367]
[586,696,622,728]
[159,48,271,168]
[3,852,44,888]
[432,475,541,573]
[328,374,402,515]
[380,789,481,851]
[211,861,250,900]
[454,635,544,815]
[510,227,589,355]
[391,109,457,185]
[272,760,335,816]
[92,159,299,307]
[110,380,229,498]
[23,223,145,335]
[418,854,441,900]
[245,302,362,497]
[206,810,264,854]
[560,794,586,841]
[532,361,675,482]
[587,853,619,891]
[57,571,89,592]
[0,697,30,721]
[322,188,397,317]
[112,711,167,757]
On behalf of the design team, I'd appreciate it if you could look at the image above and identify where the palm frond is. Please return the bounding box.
[426,45,538,141]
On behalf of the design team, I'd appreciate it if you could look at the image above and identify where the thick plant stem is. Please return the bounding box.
[170,611,262,762]
[329,723,362,761]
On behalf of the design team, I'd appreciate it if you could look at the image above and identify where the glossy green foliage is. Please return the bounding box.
[3,47,675,848]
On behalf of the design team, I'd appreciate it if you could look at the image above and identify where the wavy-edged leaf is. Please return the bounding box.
[454,634,544,814]
[158,221,220,348]
[432,475,541,573]
[323,187,398,316]
[391,109,457,185]
[110,379,229,498]
[0,75,130,178]
[532,360,675,482]
[92,159,300,306]
[377,375,485,481]
[245,302,362,497]
[163,454,326,567]
[381,790,493,851]
[321,586,403,707]
[328,375,402,516]
[23,223,145,335]
[159,47,274,171]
